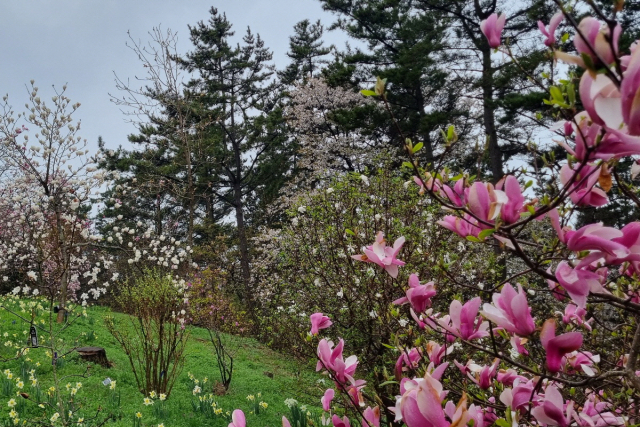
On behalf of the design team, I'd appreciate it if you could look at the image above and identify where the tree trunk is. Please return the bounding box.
[481,46,503,183]
[233,182,251,305]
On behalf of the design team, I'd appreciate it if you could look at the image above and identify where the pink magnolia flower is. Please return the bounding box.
[467,181,508,223]
[561,304,593,331]
[574,17,621,67]
[531,385,574,427]
[500,378,536,412]
[555,262,608,308]
[321,388,335,411]
[310,312,332,335]
[540,319,583,373]
[466,359,500,390]
[564,222,627,257]
[559,163,609,207]
[443,394,485,427]
[622,47,640,135]
[229,410,246,427]
[425,341,452,365]
[538,11,564,47]
[495,175,526,224]
[390,373,449,427]
[579,73,623,130]
[332,415,351,427]
[393,274,437,313]
[438,178,466,207]
[441,297,489,341]
[346,380,367,408]
[395,347,422,379]
[480,13,506,48]
[414,173,441,195]
[283,416,292,427]
[578,393,625,426]
[361,407,380,427]
[317,339,358,383]
[351,232,405,278]
[563,350,600,376]
[437,214,481,239]
[496,369,527,387]
[481,283,535,336]
[510,336,529,356]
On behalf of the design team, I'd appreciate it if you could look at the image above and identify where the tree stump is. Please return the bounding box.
[76,346,110,368]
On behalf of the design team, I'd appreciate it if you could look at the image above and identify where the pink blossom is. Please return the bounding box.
[361,407,380,427]
[481,283,535,336]
[393,274,437,313]
[480,13,506,49]
[577,393,625,426]
[561,304,593,331]
[563,350,600,376]
[466,359,500,390]
[564,222,627,257]
[540,319,583,373]
[495,175,526,224]
[332,415,351,427]
[321,388,335,411]
[441,297,489,341]
[228,410,246,427]
[496,369,526,387]
[554,262,607,308]
[317,338,358,384]
[283,416,292,427]
[351,232,405,278]
[574,17,621,66]
[500,378,536,412]
[467,181,508,223]
[559,163,609,207]
[395,347,422,379]
[391,373,449,427]
[438,178,466,207]
[538,11,564,47]
[310,312,332,335]
[531,385,574,427]
[437,214,481,239]
[425,341,451,365]
[622,47,640,135]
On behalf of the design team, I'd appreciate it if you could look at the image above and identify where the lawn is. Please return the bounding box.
[0,295,322,427]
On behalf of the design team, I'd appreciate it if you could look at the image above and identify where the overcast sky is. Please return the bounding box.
[1,0,348,152]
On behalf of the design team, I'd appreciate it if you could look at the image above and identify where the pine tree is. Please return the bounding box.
[179,7,287,303]
[280,19,332,85]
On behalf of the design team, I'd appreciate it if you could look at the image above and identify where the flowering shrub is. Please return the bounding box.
[253,169,499,372]
[237,3,640,427]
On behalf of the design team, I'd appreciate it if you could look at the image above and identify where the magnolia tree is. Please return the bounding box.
[231,3,640,427]
[0,83,112,322]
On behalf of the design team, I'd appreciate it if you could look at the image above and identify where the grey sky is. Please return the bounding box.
[1,0,347,152]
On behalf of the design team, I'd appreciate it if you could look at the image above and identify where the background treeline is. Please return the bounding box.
[92,0,639,372]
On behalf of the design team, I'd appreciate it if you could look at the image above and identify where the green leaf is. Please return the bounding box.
[413,142,423,152]
[561,32,570,43]
[381,343,396,349]
[478,229,495,240]
[402,161,414,169]
[378,381,399,387]
[466,236,481,243]
[495,419,511,427]
[360,89,377,97]
[345,229,356,236]
[549,86,563,102]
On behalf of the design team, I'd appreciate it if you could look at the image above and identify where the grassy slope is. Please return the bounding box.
[0,297,320,427]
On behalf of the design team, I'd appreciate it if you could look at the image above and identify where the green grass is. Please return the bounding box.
[0,296,323,427]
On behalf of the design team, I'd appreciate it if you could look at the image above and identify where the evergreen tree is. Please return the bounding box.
[319,0,469,165]
[179,7,288,303]
[279,19,332,85]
